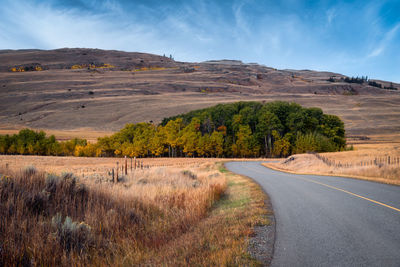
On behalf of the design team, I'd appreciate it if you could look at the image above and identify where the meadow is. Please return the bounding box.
[264,142,400,185]
[0,156,270,266]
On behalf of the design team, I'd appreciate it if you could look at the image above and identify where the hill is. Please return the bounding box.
[0,48,399,141]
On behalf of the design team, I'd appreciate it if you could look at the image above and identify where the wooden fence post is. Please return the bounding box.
[112,169,115,183]
[125,156,128,175]
[116,162,119,183]
[134,157,136,170]
[130,157,133,172]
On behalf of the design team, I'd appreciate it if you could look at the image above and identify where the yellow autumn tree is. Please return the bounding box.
[271,130,291,157]
[151,126,167,156]
[180,118,201,157]
[164,118,184,157]
[210,130,224,157]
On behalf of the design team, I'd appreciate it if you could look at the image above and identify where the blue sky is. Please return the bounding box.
[1,0,399,82]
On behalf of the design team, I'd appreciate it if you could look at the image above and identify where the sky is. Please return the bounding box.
[1,0,399,82]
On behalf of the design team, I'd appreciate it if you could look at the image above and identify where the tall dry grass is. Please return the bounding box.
[0,163,226,266]
[265,143,400,184]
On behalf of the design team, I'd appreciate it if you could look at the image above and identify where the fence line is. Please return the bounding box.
[310,152,400,169]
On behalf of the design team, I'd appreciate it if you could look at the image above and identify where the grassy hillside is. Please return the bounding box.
[1,48,399,140]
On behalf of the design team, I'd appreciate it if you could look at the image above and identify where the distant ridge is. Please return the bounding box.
[0,48,399,135]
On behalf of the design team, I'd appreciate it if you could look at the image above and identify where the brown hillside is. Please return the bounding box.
[0,48,399,140]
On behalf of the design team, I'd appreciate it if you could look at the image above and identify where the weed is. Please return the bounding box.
[182,170,197,179]
[24,165,37,176]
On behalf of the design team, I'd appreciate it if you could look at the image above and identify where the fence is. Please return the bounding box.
[1,155,209,183]
[109,156,201,183]
[310,152,400,169]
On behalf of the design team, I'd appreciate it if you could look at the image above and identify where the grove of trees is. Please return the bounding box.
[0,101,347,158]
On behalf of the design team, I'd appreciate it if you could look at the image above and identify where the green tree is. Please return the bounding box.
[232,125,258,157]
[256,110,282,157]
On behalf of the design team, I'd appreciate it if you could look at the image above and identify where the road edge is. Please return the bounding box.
[223,162,276,266]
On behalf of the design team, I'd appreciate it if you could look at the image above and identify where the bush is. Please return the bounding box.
[52,214,93,254]
[182,170,197,179]
[24,165,37,176]
[45,173,61,194]
[24,191,49,215]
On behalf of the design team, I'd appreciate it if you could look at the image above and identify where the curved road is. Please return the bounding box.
[225,161,400,267]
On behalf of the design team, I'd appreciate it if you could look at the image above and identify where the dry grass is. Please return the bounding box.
[1,61,400,138]
[264,142,400,185]
[0,157,270,266]
[0,155,264,179]
[0,156,222,178]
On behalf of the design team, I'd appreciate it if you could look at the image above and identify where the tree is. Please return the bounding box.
[150,126,167,156]
[210,131,224,157]
[232,125,258,157]
[272,131,291,157]
[180,118,201,157]
[256,110,282,157]
[197,134,212,157]
[320,114,345,149]
[164,118,184,157]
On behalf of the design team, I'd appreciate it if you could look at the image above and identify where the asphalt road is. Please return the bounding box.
[225,161,400,267]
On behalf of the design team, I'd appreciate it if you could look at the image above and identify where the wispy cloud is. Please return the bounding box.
[0,0,399,82]
[326,8,337,26]
[367,23,400,58]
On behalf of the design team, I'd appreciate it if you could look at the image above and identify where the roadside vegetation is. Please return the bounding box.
[0,101,346,158]
[0,162,269,266]
[264,143,400,185]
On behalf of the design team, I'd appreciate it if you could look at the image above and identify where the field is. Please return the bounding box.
[264,142,400,185]
[0,156,270,266]
[0,156,224,179]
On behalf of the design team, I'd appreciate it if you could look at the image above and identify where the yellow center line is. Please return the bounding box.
[242,164,400,213]
[296,176,400,213]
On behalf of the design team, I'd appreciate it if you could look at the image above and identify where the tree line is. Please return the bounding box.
[0,101,347,158]
[328,76,397,90]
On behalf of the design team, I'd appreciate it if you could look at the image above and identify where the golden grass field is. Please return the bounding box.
[264,142,400,185]
[0,155,222,178]
[0,156,270,266]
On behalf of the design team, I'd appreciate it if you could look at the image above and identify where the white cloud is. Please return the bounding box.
[367,23,400,58]
[326,8,336,25]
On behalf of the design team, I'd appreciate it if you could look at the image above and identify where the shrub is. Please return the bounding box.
[24,191,49,215]
[52,214,93,254]
[24,165,37,176]
[182,170,197,179]
[45,173,60,194]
